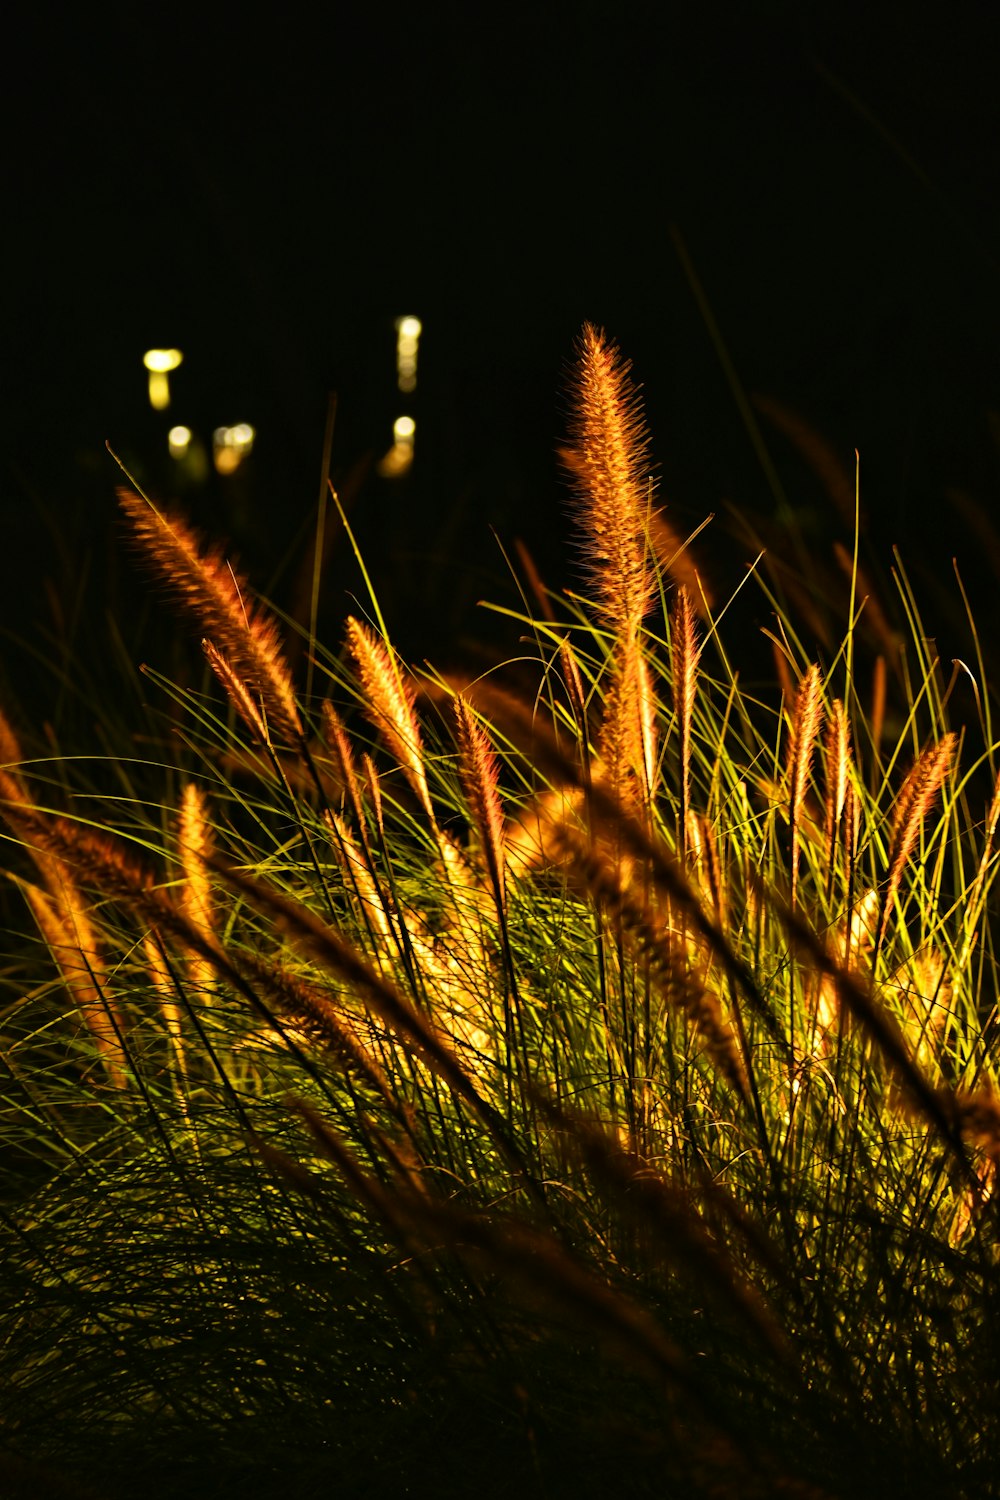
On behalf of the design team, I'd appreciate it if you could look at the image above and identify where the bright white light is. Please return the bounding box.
[168,425,192,459]
[393,415,415,443]
[395,316,422,340]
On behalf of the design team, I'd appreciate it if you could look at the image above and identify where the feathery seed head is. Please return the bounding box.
[345,617,436,827]
[119,488,303,744]
[454,696,507,908]
[878,733,956,955]
[787,664,824,907]
[561,324,655,634]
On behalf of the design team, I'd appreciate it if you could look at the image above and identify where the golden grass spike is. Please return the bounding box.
[19,814,386,1093]
[876,732,957,958]
[0,735,129,1086]
[871,653,886,757]
[454,696,506,913]
[558,638,589,748]
[320,704,399,948]
[672,585,698,859]
[822,697,850,878]
[886,946,951,1074]
[689,811,725,925]
[842,781,861,953]
[786,664,823,910]
[599,636,655,809]
[345,616,436,829]
[118,488,303,745]
[560,323,654,636]
[178,783,216,995]
[142,934,184,1043]
[22,880,127,1087]
[634,646,657,804]
[362,753,385,840]
[409,845,496,1066]
[326,808,394,945]
[0,707,23,770]
[597,651,630,808]
[321,700,371,835]
[202,638,269,744]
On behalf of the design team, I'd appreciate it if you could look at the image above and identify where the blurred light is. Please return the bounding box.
[378,414,415,478]
[143,348,183,411]
[394,315,422,394]
[143,348,183,373]
[213,423,256,475]
[168,425,192,459]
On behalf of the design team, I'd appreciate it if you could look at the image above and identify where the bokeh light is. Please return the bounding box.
[167,425,192,459]
[213,423,255,475]
[394,315,422,394]
[143,348,183,411]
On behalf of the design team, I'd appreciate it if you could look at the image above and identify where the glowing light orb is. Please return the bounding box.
[378,414,416,478]
[213,423,256,475]
[168,425,192,459]
[394,315,422,394]
[143,348,183,410]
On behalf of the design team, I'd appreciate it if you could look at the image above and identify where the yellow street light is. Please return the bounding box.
[143,348,183,411]
[167,425,192,459]
[394,315,422,394]
[213,423,256,474]
[377,415,416,478]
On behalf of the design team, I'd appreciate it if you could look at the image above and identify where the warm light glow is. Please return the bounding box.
[213,423,256,474]
[168,425,192,459]
[144,349,183,411]
[143,348,183,373]
[394,315,422,394]
[378,414,416,478]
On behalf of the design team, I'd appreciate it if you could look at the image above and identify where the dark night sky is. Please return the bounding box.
[5,2,1000,681]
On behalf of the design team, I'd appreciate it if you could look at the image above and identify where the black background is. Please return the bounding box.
[5,2,1000,689]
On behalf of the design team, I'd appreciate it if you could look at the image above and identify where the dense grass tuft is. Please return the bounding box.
[2,327,998,1497]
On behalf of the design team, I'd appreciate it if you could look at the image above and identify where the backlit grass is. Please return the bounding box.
[1,327,998,1499]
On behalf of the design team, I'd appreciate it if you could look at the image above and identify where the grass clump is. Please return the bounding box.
[1,324,999,1498]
